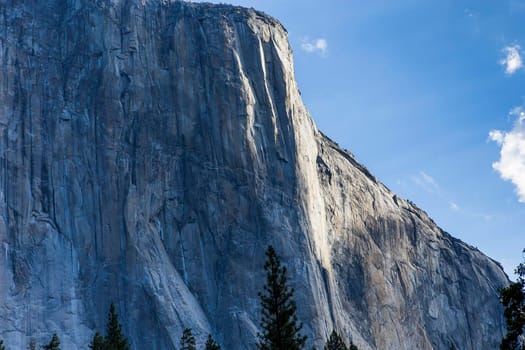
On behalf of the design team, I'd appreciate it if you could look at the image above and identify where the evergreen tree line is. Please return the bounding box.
[0,334,59,350]
[0,245,356,350]
[1,245,524,349]
[0,304,222,350]
[88,303,223,350]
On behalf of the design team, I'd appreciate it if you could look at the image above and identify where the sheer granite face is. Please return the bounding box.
[0,1,507,349]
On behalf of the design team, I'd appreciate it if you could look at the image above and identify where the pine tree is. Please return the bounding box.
[500,249,525,350]
[28,338,37,350]
[89,332,106,350]
[324,330,348,350]
[180,328,196,350]
[105,303,129,350]
[0,339,5,350]
[204,334,221,350]
[257,245,307,350]
[42,333,60,350]
[348,342,358,350]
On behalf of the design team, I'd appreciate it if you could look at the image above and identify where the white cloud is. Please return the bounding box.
[499,45,523,75]
[411,171,440,194]
[510,106,525,122]
[450,202,460,211]
[489,108,525,202]
[301,38,328,56]
[464,8,475,18]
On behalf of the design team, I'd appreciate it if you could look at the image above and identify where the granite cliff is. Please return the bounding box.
[0,1,507,349]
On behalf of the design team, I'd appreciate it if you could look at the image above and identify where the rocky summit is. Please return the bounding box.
[0,1,508,349]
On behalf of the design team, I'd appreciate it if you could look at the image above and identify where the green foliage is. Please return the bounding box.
[204,334,221,350]
[348,342,358,350]
[28,338,36,350]
[88,303,129,350]
[0,339,5,350]
[180,328,196,350]
[89,332,106,350]
[500,249,525,350]
[105,303,129,350]
[42,333,60,350]
[324,330,348,350]
[257,245,307,350]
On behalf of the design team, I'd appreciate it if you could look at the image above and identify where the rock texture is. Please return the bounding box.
[0,1,507,349]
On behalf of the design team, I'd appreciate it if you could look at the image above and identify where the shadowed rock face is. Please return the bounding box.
[0,1,507,349]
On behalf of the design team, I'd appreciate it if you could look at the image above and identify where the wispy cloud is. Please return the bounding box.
[464,8,475,18]
[489,107,525,202]
[450,201,494,220]
[407,172,493,217]
[411,171,440,194]
[499,45,523,75]
[301,37,328,57]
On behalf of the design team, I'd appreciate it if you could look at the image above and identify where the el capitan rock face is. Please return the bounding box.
[0,1,507,349]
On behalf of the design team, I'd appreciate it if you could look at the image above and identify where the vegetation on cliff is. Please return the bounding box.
[500,249,525,350]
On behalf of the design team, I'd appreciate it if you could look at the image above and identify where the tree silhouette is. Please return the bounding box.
[500,249,525,350]
[257,245,306,350]
[42,333,60,350]
[105,303,129,350]
[204,334,221,350]
[89,332,106,350]
[180,328,196,350]
[324,330,348,350]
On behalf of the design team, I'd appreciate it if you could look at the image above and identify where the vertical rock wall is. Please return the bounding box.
[0,1,507,349]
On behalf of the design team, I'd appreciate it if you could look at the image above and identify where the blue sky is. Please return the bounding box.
[191,0,525,277]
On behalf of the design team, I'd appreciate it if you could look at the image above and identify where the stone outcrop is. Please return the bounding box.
[0,1,507,349]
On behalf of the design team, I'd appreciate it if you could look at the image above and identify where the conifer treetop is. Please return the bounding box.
[42,333,61,350]
[257,245,306,350]
[106,303,129,350]
[324,330,348,350]
[180,328,196,350]
[204,334,221,350]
